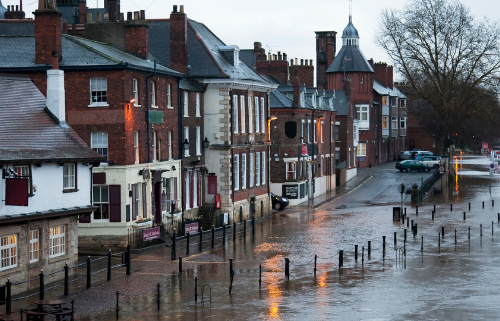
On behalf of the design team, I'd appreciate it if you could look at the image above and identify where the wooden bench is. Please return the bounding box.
[54,308,73,321]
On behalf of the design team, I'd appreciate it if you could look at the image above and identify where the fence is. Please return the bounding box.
[128,224,167,249]
[0,246,131,315]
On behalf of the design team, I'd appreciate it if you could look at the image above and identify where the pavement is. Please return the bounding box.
[0,163,391,321]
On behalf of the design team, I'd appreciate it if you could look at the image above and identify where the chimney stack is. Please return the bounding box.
[293,69,300,107]
[46,51,66,124]
[170,4,188,74]
[34,2,62,65]
[125,10,149,59]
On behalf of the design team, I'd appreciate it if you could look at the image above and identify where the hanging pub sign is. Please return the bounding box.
[301,144,308,156]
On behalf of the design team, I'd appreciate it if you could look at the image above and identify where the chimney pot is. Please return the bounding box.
[16,5,19,11]
[140,10,145,19]
[273,54,277,61]
[283,53,287,61]
[300,59,304,65]
[173,5,177,13]
[305,60,308,66]
[295,58,298,65]
[120,12,124,22]
[7,5,10,11]
[180,5,184,13]
[290,59,293,66]
[127,12,132,20]
[268,53,271,61]
[310,59,313,65]
[134,11,139,20]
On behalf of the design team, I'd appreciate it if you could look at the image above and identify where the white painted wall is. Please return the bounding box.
[346,167,358,182]
[0,162,92,216]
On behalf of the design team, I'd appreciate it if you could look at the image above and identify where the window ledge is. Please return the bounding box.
[134,104,142,108]
[0,265,22,276]
[28,260,44,269]
[48,254,69,264]
[63,189,79,193]
[167,106,174,109]
[88,103,109,108]
[151,105,158,108]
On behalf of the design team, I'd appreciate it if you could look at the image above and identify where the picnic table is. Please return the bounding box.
[25,299,72,321]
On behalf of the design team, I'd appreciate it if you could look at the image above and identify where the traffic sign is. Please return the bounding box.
[490,163,495,169]
[439,166,445,173]
[397,183,405,194]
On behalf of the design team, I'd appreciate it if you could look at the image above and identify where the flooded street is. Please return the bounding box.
[91,155,500,320]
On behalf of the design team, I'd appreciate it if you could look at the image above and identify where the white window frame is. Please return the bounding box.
[151,81,157,108]
[133,78,139,107]
[260,97,265,133]
[167,83,172,108]
[29,230,39,263]
[240,95,246,133]
[0,234,17,271]
[152,130,157,161]
[233,95,239,133]
[193,170,198,208]
[14,165,31,194]
[249,152,254,188]
[185,170,191,210]
[382,116,389,129]
[400,117,407,129]
[134,131,139,164]
[357,142,366,156]
[196,126,201,156]
[183,91,189,117]
[286,162,296,180]
[63,163,75,190]
[391,97,398,107]
[168,131,172,160]
[320,121,324,143]
[382,96,388,106]
[241,153,247,189]
[91,132,108,162]
[307,120,311,143]
[313,120,317,143]
[195,93,201,117]
[93,185,109,221]
[89,77,108,107]
[330,122,334,141]
[248,96,253,133]
[255,97,260,133]
[255,152,261,186]
[391,116,398,129]
[261,151,266,185]
[184,126,190,157]
[49,226,65,258]
[357,105,368,121]
[234,154,240,190]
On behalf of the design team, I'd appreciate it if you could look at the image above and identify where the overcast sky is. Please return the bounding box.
[16,0,500,81]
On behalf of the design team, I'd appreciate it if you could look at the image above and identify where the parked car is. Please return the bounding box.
[398,151,411,161]
[396,160,432,172]
[418,156,442,168]
[411,151,433,159]
[271,193,289,210]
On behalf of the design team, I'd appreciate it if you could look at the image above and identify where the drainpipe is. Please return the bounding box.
[145,60,157,163]
[177,77,184,214]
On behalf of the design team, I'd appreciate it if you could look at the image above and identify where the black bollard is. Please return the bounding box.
[229,258,234,276]
[223,224,226,244]
[367,241,371,257]
[434,204,436,211]
[407,217,409,228]
[126,244,131,276]
[432,210,435,220]
[157,283,160,311]
[421,235,424,251]
[442,227,445,238]
[455,229,457,243]
[71,299,75,321]
[252,216,255,235]
[233,222,236,242]
[469,202,471,210]
[416,205,418,215]
[199,227,203,252]
[194,277,198,302]
[314,255,317,274]
[438,233,440,248]
[481,224,483,237]
[116,291,119,320]
[404,207,407,216]
[362,246,365,264]
[498,213,500,223]
[355,245,358,261]
[394,231,397,246]
[411,220,414,231]
[6,278,11,314]
[171,229,177,260]
[404,229,407,244]
[186,231,190,256]
[468,226,471,240]
[493,221,494,235]
[483,202,485,209]
[493,200,495,207]
[243,220,247,238]
[64,263,69,296]
[382,236,386,259]
[179,256,183,274]
[86,256,91,289]
[464,212,466,221]
[259,264,262,286]
[107,250,112,281]
[285,258,290,280]
[450,204,453,211]
[211,225,215,249]
[339,250,344,267]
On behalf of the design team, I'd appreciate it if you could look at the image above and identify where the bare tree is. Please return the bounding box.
[377,0,500,153]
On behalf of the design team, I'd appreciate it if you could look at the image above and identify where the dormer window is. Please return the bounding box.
[219,45,240,68]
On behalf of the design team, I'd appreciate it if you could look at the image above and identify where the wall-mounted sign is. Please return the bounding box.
[185,222,199,235]
[143,227,160,241]
[283,185,298,199]
[149,110,164,123]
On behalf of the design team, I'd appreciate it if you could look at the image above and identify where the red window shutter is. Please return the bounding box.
[132,184,137,220]
[5,178,28,206]
[109,185,121,222]
[93,173,106,184]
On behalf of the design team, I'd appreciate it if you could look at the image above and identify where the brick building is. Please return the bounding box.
[0,73,102,294]
[0,1,184,250]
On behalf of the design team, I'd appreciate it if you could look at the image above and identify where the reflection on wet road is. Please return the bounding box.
[91,155,500,320]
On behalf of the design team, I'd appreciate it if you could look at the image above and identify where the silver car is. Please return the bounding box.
[398,151,411,161]
[419,156,441,168]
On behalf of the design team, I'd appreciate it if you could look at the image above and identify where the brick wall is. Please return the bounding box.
[34,9,62,64]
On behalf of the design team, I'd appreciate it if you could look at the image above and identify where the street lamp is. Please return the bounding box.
[182,139,190,151]
[202,137,210,149]
[268,116,278,142]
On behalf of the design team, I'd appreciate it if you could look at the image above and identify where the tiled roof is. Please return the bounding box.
[0,34,183,77]
[0,74,103,162]
[147,18,270,83]
[332,90,350,116]
[373,79,407,99]
[327,46,374,73]
[0,20,34,36]
[239,49,255,68]
[270,89,295,108]
[180,78,205,91]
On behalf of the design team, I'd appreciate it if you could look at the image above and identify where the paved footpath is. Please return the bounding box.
[3,167,377,320]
